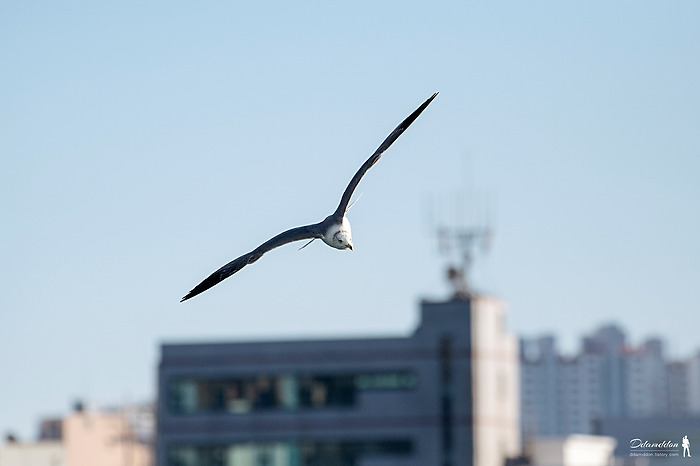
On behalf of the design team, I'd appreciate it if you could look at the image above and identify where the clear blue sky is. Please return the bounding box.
[2,1,699,439]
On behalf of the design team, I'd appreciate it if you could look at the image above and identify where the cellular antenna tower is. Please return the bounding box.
[437,223,492,298]
[425,183,494,298]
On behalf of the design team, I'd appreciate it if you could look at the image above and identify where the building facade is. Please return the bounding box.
[528,434,616,466]
[0,439,64,466]
[0,403,153,466]
[157,295,520,466]
[63,404,153,466]
[520,324,700,442]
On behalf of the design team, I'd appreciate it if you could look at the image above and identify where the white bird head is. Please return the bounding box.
[325,217,353,250]
[332,229,353,250]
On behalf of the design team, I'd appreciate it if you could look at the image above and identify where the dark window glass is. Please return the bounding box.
[168,439,412,466]
[167,371,414,415]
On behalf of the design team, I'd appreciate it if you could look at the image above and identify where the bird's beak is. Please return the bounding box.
[347,243,353,251]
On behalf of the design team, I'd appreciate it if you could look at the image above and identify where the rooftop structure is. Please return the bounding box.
[0,403,153,466]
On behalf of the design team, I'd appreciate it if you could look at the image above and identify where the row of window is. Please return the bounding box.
[168,439,412,466]
[167,371,416,414]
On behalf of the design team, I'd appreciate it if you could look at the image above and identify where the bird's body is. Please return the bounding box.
[181,93,437,301]
[322,216,352,250]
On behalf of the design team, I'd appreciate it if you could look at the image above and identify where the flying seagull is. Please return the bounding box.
[181,92,438,302]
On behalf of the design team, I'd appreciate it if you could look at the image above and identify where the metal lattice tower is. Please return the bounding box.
[436,224,493,298]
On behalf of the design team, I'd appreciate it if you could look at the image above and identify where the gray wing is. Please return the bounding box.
[181,223,324,301]
[333,92,438,219]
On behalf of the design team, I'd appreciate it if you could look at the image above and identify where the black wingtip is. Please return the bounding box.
[180,289,198,302]
[179,252,256,302]
[424,91,439,108]
[424,92,439,105]
[397,92,439,132]
[179,280,212,302]
[180,274,219,302]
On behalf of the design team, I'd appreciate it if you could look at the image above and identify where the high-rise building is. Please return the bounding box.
[520,323,700,442]
[666,361,689,417]
[157,294,520,466]
[686,351,700,415]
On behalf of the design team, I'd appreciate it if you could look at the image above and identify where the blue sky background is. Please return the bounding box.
[2,1,699,439]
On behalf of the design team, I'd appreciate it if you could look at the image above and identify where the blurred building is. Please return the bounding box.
[529,435,616,466]
[520,324,700,442]
[0,403,154,466]
[0,436,63,466]
[63,403,154,466]
[157,294,520,466]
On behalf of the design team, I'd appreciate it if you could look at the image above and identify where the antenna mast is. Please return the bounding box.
[424,156,495,298]
[426,187,493,298]
[437,223,492,298]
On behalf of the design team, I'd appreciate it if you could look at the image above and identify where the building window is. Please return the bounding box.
[167,371,416,415]
[167,439,412,466]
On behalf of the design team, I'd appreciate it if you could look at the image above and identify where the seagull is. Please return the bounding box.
[181,92,438,302]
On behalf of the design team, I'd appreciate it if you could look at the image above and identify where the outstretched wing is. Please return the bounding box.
[181,223,323,302]
[333,92,438,219]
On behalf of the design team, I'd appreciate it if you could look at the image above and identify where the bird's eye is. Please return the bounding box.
[338,239,343,243]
